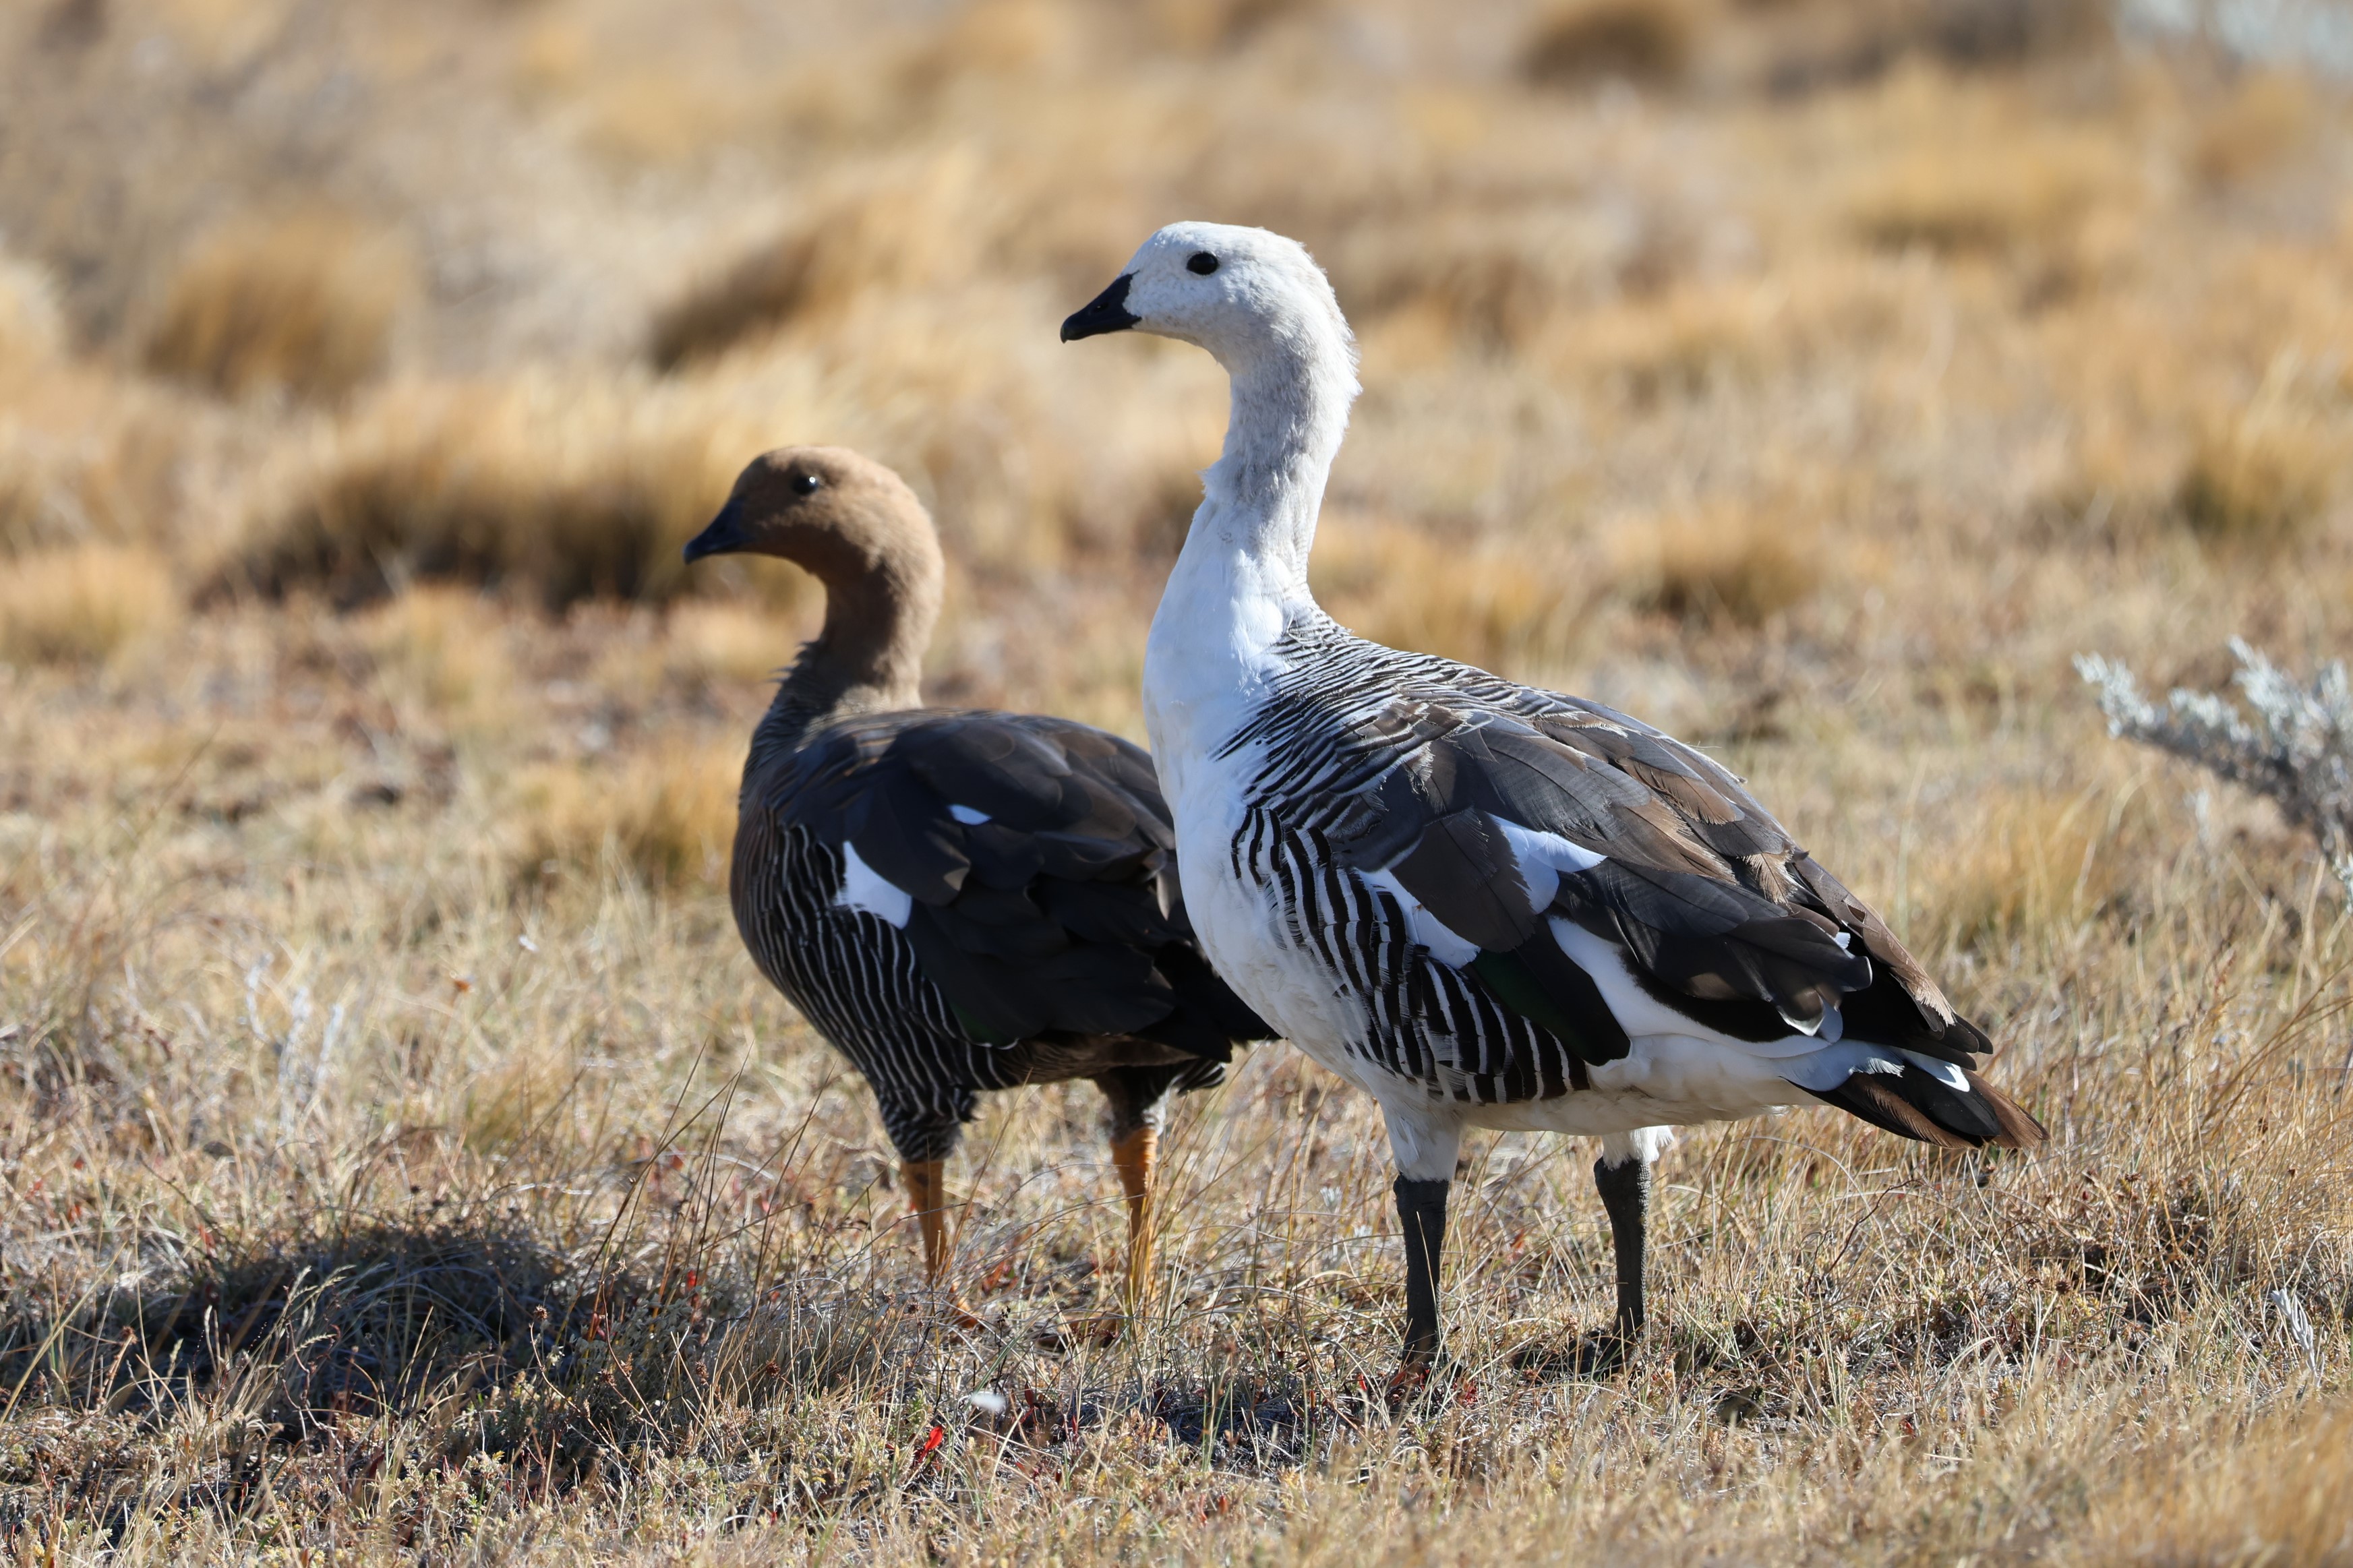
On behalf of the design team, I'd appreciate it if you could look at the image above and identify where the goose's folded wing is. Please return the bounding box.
[1321,695,1988,1071]
[764,711,1269,1052]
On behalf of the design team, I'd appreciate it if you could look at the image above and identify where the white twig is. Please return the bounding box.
[2077,640,2353,900]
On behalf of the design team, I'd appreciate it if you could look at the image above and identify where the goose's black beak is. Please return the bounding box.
[683,498,750,563]
[1060,273,1139,342]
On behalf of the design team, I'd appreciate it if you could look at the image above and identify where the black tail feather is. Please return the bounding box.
[1801,1063,2046,1151]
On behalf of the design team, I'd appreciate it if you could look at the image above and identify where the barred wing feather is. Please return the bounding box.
[1221,628,2031,1141]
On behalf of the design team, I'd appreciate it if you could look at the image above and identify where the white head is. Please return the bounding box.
[1062,222,1357,386]
[1065,222,1359,525]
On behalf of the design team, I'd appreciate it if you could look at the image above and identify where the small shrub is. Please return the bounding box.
[0,542,178,667]
[2081,639,2353,899]
[1522,0,1699,87]
[1913,0,2106,67]
[140,211,415,402]
[1618,504,1815,628]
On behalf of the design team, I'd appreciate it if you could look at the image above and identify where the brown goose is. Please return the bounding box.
[684,446,1272,1322]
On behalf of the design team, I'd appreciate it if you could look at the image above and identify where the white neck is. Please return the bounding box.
[1143,312,1359,778]
[1193,340,1357,589]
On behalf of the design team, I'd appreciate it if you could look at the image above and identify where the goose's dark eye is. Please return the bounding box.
[1186,252,1220,276]
[792,472,823,496]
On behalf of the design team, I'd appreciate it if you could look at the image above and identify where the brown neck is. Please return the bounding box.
[754,533,943,761]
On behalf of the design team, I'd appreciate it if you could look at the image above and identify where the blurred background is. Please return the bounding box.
[5,0,2352,915]
[4,1,2350,783]
[2,3,2352,1555]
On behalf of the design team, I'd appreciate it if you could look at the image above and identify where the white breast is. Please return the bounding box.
[1143,520,1379,1085]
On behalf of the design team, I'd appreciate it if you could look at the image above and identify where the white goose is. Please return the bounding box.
[1062,223,2044,1362]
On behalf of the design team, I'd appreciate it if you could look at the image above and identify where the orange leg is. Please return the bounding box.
[1110,1124,1159,1313]
[903,1159,986,1328]
[902,1158,955,1287]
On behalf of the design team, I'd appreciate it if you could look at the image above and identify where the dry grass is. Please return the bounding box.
[1310,514,1584,671]
[222,377,754,608]
[0,541,179,667]
[647,155,980,370]
[509,743,742,889]
[2,0,2352,1561]
[1521,0,1701,86]
[2178,390,2343,549]
[0,251,64,369]
[1910,781,2139,948]
[140,212,416,403]
[2191,69,2319,187]
[1844,123,2134,260]
[1613,503,1819,628]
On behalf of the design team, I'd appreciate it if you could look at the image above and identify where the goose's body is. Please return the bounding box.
[686,446,1271,1317]
[732,704,1247,1158]
[1065,224,2044,1358]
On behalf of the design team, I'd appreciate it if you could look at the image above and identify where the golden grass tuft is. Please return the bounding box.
[139,211,415,402]
[1614,504,1817,628]
[1556,280,1781,399]
[225,376,750,608]
[1147,0,1322,52]
[2191,69,2316,189]
[2080,1400,2353,1564]
[1913,783,2134,949]
[1312,514,1583,673]
[510,744,741,888]
[647,154,980,370]
[0,251,65,369]
[1521,0,1699,87]
[2177,393,2341,550]
[1845,127,2133,258]
[0,542,179,668]
[664,599,804,688]
[355,585,518,738]
[895,0,1069,91]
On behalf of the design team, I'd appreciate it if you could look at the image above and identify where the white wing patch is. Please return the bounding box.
[835,841,914,928]
[1356,820,1605,970]
[1898,1050,1969,1091]
[1492,819,1607,914]
[1362,868,1479,967]
[1778,1041,1910,1091]
[1553,917,1845,1059]
[947,804,991,825]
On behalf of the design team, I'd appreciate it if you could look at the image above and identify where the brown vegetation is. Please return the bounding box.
[1615,502,1818,628]
[1521,0,1700,86]
[140,211,415,402]
[222,377,752,607]
[0,541,179,667]
[0,0,2350,1560]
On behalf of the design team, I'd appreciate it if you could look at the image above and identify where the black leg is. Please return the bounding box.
[1394,1175,1450,1362]
[1592,1155,1649,1335]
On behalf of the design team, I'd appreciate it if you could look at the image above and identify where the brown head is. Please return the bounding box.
[684,446,944,708]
